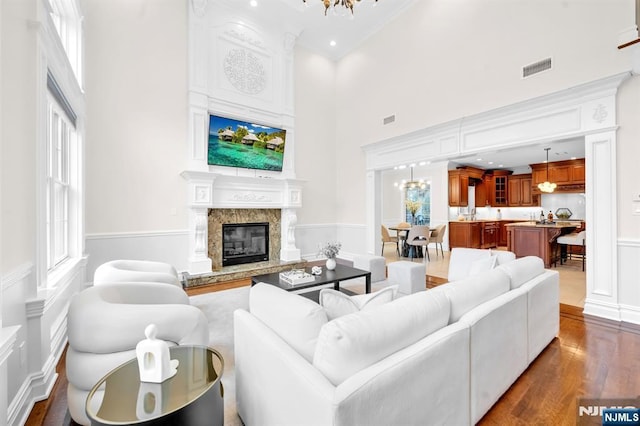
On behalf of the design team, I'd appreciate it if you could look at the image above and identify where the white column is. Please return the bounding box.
[187,208,212,275]
[583,130,619,320]
[182,172,216,275]
[280,208,301,261]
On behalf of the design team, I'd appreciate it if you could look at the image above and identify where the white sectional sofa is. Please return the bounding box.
[234,255,559,426]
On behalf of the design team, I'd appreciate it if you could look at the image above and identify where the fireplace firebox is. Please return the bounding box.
[222,222,269,267]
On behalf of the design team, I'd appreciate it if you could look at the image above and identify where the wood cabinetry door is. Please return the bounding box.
[520,176,535,206]
[549,165,571,184]
[532,169,548,185]
[475,180,488,207]
[570,163,585,183]
[470,223,481,248]
[493,176,508,206]
[448,173,469,207]
[508,177,522,206]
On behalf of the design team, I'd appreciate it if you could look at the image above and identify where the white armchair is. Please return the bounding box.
[66,282,209,425]
[93,259,182,286]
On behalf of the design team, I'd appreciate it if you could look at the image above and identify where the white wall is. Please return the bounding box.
[293,47,337,226]
[1,0,36,276]
[84,0,188,235]
[334,0,633,224]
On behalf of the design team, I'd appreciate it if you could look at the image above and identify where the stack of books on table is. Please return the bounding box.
[279,270,316,286]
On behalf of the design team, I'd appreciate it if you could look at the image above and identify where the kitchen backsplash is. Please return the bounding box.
[449,193,586,221]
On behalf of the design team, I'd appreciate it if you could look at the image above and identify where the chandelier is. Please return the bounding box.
[394,165,426,191]
[303,0,379,16]
[537,148,557,193]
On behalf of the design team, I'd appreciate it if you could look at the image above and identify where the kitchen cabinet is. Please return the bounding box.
[493,175,508,206]
[449,221,481,249]
[530,158,585,193]
[508,174,539,207]
[481,222,498,249]
[474,170,510,207]
[448,170,469,207]
[498,221,510,246]
[449,167,484,207]
[474,179,489,207]
[486,170,511,207]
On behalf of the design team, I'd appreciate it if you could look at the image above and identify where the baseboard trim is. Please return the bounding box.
[8,366,58,426]
[560,303,640,335]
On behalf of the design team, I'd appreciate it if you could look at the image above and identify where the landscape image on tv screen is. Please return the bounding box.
[208,114,286,171]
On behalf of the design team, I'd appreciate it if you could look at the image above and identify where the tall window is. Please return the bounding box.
[405,185,431,225]
[47,97,75,270]
[47,0,83,84]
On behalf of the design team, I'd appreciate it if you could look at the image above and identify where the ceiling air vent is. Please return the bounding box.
[383,114,396,125]
[522,57,552,78]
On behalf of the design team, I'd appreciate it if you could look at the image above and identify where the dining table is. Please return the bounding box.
[388,225,435,258]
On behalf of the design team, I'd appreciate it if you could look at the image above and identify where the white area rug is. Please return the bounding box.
[190,286,250,426]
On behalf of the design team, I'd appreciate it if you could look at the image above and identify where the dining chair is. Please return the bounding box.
[406,225,432,262]
[381,225,400,257]
[428,224,447,259]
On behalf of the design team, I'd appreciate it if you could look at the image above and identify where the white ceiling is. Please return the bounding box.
[450,137,586,171]
[235,0,419,61]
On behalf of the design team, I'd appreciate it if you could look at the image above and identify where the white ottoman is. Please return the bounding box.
[353,254,387,284]
[93,260,182,287]
[387,261,426,295]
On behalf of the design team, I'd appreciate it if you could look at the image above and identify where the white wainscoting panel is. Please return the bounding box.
[618,239,640,324]
[85,231,189,280]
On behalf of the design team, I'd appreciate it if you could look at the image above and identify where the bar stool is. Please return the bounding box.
[556,230,586,271]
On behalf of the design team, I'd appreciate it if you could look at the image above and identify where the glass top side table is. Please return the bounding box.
[86,345,224,426]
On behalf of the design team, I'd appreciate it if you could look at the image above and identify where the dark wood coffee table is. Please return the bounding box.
[251,264,372,301]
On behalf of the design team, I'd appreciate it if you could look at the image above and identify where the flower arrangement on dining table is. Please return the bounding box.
[318,242,342,259]
[405,199,422,225]
[405,199,422,215]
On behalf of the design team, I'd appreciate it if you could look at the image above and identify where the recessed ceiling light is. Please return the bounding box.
[488,161,494,165]
[418,161,426,166]
[398,165,407,169]
[571,156,577,160]
[250,0,258,7]
[498,164,504,167]
[476,158,482,161]
[329,40,337,47]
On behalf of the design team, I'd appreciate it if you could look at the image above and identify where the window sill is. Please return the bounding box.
[39,256,87,301]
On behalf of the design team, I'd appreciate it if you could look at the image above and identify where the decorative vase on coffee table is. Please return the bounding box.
[326,258,336,271]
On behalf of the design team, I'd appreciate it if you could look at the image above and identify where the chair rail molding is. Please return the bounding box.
[362,71,632,323]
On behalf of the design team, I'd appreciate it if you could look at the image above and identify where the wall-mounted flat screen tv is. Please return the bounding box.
[208,114,286,172]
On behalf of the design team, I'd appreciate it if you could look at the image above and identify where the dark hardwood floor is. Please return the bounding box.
[25,280,640,425]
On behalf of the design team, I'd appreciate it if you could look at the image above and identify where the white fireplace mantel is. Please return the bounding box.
[181,171,304,275]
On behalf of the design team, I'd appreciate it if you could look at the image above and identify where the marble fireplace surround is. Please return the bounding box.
[181,171,304,284]
[209,209,280,270]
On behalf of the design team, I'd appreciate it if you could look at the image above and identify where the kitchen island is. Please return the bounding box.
[504,221,580,267]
